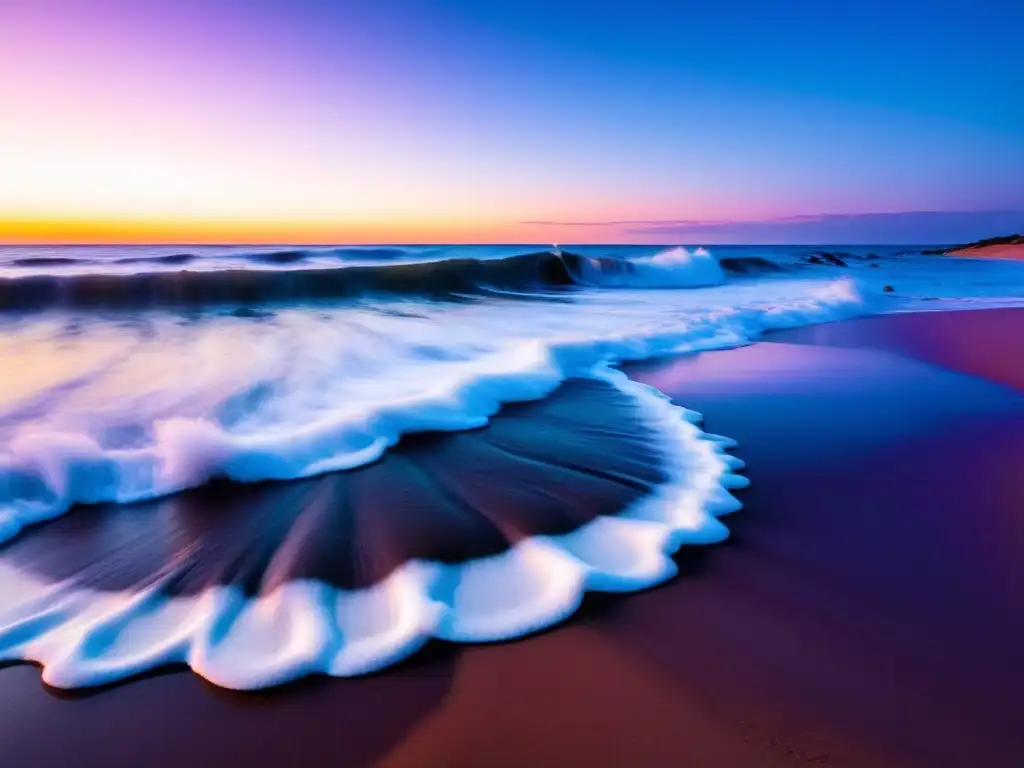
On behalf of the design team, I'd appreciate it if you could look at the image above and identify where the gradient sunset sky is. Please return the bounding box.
[1,0,1022,244]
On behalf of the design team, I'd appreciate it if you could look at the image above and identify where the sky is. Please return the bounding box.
[1,0,1022,244]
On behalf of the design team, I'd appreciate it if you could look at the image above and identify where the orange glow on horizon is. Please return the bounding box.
[0,216,575,246]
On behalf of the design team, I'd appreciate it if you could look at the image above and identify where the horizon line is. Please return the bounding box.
[0,240,967,247]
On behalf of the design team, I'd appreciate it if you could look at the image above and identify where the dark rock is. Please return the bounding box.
[806,251,849,266]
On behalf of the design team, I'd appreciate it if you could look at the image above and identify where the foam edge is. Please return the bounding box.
[0,367,745,691]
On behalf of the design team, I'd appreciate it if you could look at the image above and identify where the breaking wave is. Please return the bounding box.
[0,248,783,311]
[0,276,862,545]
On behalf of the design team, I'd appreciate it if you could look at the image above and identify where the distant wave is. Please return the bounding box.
[718,255,787,274]
[0,248,782,311]
[115,253,198,266]
[109,246,414,268]
[246,250,313,265]
[10,256,88,268]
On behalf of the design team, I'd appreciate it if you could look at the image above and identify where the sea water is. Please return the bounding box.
[0,243,1021,688]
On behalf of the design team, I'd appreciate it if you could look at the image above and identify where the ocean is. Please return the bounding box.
[1,243,1023,689]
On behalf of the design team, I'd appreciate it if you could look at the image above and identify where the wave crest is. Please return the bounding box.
[0,248,788,312]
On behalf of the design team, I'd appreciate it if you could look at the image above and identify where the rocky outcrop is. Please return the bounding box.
[718,256,788,275]
[805,251,849,267]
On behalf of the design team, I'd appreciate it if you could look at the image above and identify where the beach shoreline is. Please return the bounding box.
[946,242,1024,261]
[1,308,1022,766]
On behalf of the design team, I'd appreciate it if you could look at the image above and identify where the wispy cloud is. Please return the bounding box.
[520,219,720,227]
[522,210,1024,244]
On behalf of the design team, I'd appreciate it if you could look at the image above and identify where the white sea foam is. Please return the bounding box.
[0,277,863,542]
[0,273,867,688]
[0,366,747,690]
[5,239,1024,689]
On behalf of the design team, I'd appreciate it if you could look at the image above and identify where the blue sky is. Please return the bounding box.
[1,0,1021,242]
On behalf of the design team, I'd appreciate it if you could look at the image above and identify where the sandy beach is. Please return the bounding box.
[1,308,1022,766]
[947,243,1024,261]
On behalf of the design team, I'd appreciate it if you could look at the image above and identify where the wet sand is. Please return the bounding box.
[2,308,1023,766]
